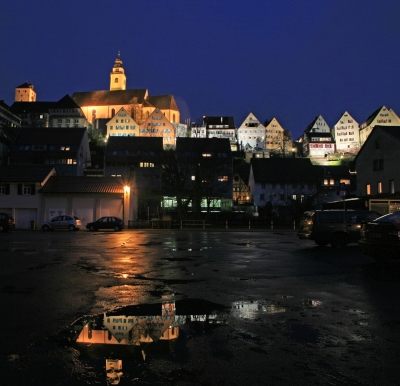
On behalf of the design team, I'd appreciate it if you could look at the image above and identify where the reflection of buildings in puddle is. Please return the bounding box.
[232,301,286,319]
[106,359,123,385]
[73,299,228,383]
[304,299,322,307]
[76,302,179,347]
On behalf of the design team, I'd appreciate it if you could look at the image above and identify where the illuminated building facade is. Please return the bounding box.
[14,82,36,102]
[72,54,180,126]
[359,106,400,146]
[332,111,360,153]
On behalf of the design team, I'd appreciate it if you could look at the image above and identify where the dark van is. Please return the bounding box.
[297,210,380,248]
[0,212,15,232]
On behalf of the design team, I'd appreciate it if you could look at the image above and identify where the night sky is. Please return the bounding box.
[1,0,399,139]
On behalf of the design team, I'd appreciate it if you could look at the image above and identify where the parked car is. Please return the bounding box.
[358,212,400,261]
[297,210,380,248]
[86,216,125,232]
[0,212,15,232]
[41,215,82,231]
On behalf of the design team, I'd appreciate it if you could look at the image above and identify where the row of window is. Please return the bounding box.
[57,119,80,123]
[309,144,334,148]
[0,184,35,195]
[260,183,311,189]
[109,125,136,130]
[190,176,229,182]
[109,133,136,137]
[18,145,72,151]
[259,193,305,202]
[366,180,395,195]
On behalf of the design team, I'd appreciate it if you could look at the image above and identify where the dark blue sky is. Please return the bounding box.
[1,0,399,139]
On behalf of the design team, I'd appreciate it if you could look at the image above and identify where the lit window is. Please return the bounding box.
[191,176,195,180]
[366,184,371,195]
[202,153,212,157]
[218,176,228,181]
[377,182,382,194]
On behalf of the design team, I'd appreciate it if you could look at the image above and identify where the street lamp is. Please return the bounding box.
[123,186,130,223]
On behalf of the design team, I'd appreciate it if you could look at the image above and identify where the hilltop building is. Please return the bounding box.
[71,54,180,126]
[359,106,400,146]
[237,113,265,150]
[202,116,236,150]
[332,111,360,153]
[301,115,335,157]
[264,117,291,154]
[14,82,36,102]
[10,94,88,128]
[106,107,139,138]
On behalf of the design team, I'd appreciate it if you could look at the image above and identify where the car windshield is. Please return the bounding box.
[374,212,400,224]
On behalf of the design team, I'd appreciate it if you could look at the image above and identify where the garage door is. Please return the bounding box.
[15,208,38,229]
[75,209,93,227]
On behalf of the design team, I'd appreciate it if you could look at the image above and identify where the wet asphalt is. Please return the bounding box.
[1,228,400,385]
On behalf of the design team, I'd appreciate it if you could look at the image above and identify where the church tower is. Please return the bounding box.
[110,52,126,91]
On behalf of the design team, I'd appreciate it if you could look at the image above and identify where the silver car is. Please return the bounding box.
[41,215,82,231]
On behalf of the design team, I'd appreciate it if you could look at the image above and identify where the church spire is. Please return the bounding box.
[110,52,126,91]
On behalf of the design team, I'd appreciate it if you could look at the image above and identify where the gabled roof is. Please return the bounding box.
[0,165,56,183]
[41,176,127,194]
[333,111,358,126]
[233,160,251,183]
[355,126,400,162]
[305,115,330,133]
[360,106,384,127]
[71,89,148,106]
[53,94,81,109]
[305,116,319,132]
[238,112,264,128]
[147,95,179,111]
[250,158,317,183]
[264,117,284,129]
[16,82,34,89]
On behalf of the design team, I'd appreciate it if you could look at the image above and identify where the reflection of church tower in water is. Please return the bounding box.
[110,52,126,91]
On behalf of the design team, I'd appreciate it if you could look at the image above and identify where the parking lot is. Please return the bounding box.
[1,229,400,385]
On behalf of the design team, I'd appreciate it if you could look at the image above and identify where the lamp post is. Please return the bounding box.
[123,186,130,224]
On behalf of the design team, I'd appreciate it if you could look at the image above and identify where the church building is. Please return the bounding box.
[71,53,180,126]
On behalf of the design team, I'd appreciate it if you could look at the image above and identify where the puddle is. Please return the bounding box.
[231,301,286,319]
[303,299,322,307]
[138,242,163,246]
[172,248,203,251]
[58,298,322,383]
[65,299,228,359]
[285,323,319,344]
